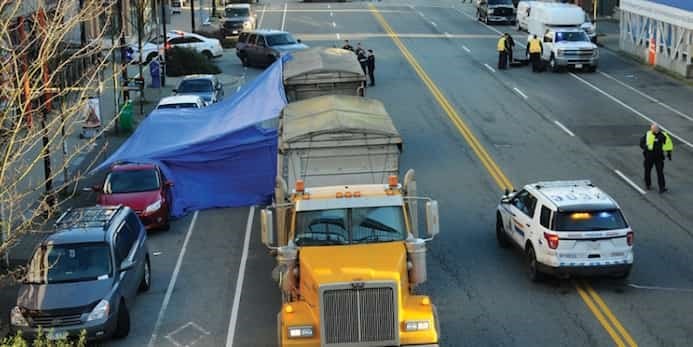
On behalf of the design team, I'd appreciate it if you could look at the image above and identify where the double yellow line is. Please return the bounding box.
[368,5,637,347]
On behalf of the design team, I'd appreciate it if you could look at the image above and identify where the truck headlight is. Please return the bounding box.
[87,300,110,322]
[145,199,162,214]
[404,320,430,331]
[287,325,313,338]
[11,306,28,327]
[243,20,252,28]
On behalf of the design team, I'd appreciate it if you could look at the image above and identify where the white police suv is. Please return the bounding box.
[496,180,633,281]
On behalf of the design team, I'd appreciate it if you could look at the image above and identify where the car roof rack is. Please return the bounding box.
[54,205,124,230]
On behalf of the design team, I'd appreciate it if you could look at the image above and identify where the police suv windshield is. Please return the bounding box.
[488,0,513,5]
[225,7,249,17]
[266,33,297,46]
[26,243,112,284]
[554,210,628,231]
[556,31,590,42]
[294,206,406,246]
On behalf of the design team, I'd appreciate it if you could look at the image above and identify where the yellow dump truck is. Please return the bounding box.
[261,95,441,346]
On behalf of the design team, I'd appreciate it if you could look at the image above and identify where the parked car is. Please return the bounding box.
[166,30,224,59]
[171,0,182,13]
[129,39,164,65]
[10,206,151,341]
[173,75,224,105]
[94,163,173,230]
[235,30,308,68]
[156,95,206,110]
[477,0,517,24]
[222,4,256,37]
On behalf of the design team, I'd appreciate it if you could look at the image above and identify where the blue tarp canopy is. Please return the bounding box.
[648,0,693,12]
[94,59,287,217]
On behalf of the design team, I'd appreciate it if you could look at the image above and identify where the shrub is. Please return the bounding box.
[165,47,221,77]
[1,329,86,347]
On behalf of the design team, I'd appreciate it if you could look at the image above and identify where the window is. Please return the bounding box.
[104,169,160,194]
[295,209,348,246]
[126,212,143,238]
[177,79,213,93]
[511,190,538,218]
[25,243,112,284]
[225,7,250,17]
[256,36,266,47]
[157,103,200,109]
[540,206,552,228]
[115,223,136,264]
[188,37,203,43]
[168,37,185,45]
[266,33,297,46]
[554,210,628,231]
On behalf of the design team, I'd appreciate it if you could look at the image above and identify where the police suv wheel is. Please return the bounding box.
[526,245,544,282]
[496,214,510,248]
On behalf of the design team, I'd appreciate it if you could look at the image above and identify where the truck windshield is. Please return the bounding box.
[488,0,513,5]
[555,31,590,42]
[294,206,406,246]
[554,210,628,231]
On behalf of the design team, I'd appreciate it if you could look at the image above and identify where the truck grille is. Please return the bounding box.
[564,49,594,58]
[492,7,514,16]
[29,313,83,328]
[321,283,398,346]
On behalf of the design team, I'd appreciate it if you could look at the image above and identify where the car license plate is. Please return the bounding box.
[47,331,68,340]
[575,64,583,69]
[232,30,238,34]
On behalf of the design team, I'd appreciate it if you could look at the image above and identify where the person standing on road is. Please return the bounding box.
[639,123,674,193]
[367,49,376,86]
[357,48,368,75]
[342,40,354,51]
[497,34,508,69]
[504,33,515,63]
[527,34,543,72]
[355,42,365,57]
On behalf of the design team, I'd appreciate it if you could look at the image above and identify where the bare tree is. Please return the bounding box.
[0,0,123,280]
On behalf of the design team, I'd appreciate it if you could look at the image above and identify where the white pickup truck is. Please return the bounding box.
[526,2,599,72]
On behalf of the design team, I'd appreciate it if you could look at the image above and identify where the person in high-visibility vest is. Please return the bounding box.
[497,35,508,70]
[527,35,543,72]
[639,123,674,193]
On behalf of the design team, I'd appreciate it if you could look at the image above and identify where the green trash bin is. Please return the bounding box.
[119,100,134,132]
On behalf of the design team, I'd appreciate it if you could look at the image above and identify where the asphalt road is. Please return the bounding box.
[99,1,693,346]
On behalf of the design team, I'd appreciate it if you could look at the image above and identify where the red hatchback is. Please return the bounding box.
[94,163,172,230]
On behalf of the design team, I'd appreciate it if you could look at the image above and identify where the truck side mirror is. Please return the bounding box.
[261,209,275,246]
[425,200,440,239]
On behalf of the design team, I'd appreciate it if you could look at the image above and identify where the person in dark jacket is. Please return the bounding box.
[342,40,354,51]
[367,49,375,86]
[355,42,365,57]
[504,33,515,63]
[357,48,368,75]
[639,123,674,193]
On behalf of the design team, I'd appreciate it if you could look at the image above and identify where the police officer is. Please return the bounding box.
[367,49,375,86]
[497,34,508,70]
[504,33,515,63]
[527,34,543,72]
[355,42,365,57]
[342,40,354,52]
[357,48,368,75]
[639,123,674,193]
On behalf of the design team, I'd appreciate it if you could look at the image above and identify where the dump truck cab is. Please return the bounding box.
[262,176,440,346]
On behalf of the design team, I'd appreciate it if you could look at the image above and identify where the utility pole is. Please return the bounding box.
[190,0,196,32]
[79,0,87,47]
[136,0,145,116]
[212,0,216,18]
[117,0,130,102]
[160,0,167,86]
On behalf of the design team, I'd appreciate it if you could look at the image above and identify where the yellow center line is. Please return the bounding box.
[367,4,638,347]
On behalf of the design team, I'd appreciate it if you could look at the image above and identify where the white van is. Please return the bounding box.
[526,2,599,72]
[516,1,540,32]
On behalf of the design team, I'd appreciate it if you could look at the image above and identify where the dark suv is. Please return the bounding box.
[235,30,308,67]
[477,0,516,24]
[10,206,151,341]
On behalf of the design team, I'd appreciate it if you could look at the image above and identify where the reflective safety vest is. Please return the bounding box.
[646,130,674,151]
[529,39,542,53]
[497,37,506,52]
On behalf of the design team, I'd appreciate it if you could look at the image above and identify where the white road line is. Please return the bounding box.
[332,21,336,28]
[462,45,471,53]
[336,33,341,40]
[431,21,437,27]
[327,4,331,9]
[330,11,334,17]
[483,63,496,73]
[257,4,266,29]
[280,2,288,31]
[598,71,693,122]
[628,283,693,293]
[570,73,693,148]
[513,87,528,99]
[225,206,256,347]
[553,120,575,137]
[614,169,647,195]
[444,32,451,38]
[417,11,424,17]
[147,211,200,347]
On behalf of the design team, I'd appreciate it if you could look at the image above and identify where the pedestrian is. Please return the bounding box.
[496,34,507,69]
[367,49,375,86]
[355,42,365,57]
[504,33,515,63]
[342,39,354,52]
[527,34,543,72]
[357,48,368,75]
[639,123,674,193]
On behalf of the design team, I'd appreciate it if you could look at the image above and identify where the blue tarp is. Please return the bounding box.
[94,57,288,217]
[648,0,693,12]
